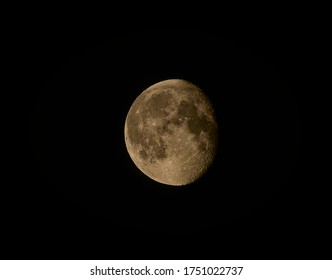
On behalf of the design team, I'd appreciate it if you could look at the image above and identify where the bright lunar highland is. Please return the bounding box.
[124,79,218,186]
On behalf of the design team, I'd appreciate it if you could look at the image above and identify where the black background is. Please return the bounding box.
[4,24,330,260]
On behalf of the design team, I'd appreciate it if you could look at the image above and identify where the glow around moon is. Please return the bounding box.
[124,79,218,186]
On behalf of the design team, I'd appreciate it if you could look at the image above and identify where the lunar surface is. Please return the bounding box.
[124,79,218,186]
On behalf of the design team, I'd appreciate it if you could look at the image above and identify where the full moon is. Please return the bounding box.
[124,79,218,186]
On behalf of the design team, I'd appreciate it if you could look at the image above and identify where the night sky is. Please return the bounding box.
[5,27,329,260]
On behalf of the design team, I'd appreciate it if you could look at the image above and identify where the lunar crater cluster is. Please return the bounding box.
[125,79,218,186]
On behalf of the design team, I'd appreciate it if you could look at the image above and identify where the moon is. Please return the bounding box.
[124,79,218,186]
